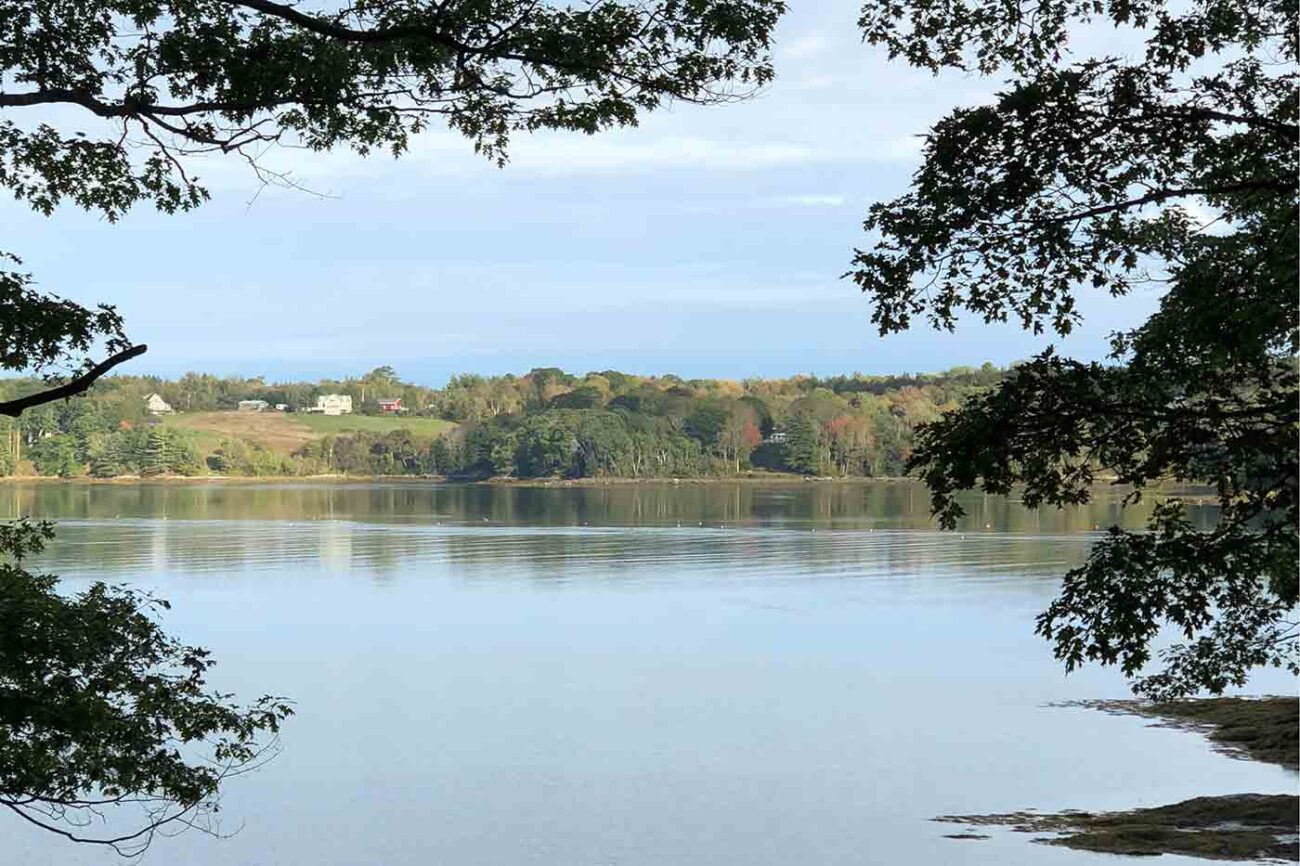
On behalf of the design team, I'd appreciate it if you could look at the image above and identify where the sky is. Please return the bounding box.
[3,1,1162,388]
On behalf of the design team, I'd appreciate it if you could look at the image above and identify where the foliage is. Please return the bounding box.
[782,413,823,475]
[0,257,129,384]
[854,0,1298,696]
[28,435,82,478]
[0,364,1005,480]
[0,520,291,854]
[296,430,437,476]
[2,0,783,219]
[373,365,1005,479]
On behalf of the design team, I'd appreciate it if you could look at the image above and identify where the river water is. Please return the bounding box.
[2,481,1293,865]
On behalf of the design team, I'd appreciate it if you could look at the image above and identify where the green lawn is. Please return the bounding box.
[294,414,456,437]
[157,418,225,454]
[163,411,456,457]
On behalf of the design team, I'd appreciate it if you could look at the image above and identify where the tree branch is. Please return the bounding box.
[1181,107,1300,141]
[1039,180,1290,225]
[1,796,205,855]
[216,0,677,93]
[0,344,148,418]
[0,88,281,118]
[219,0,456,45]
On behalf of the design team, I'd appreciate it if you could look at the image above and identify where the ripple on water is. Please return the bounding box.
[40,519,1091,585]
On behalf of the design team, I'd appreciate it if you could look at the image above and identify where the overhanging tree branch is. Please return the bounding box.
[219,0,460,46]
[0,344,148,418]
[1176,107,1299,141]
[1038,180,1290,225]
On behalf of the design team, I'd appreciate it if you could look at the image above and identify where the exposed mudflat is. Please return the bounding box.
[938,793,1298,861]
[937,697,1299,861]
[1058,696,1298,770]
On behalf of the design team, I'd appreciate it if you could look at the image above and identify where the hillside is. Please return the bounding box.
[163,411,455,455]
[0,364,1004,479]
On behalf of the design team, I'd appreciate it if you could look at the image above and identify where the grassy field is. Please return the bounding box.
[294,413,455,438]
[164,411,455,455]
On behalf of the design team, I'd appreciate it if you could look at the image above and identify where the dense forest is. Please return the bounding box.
[0,364,1005,480]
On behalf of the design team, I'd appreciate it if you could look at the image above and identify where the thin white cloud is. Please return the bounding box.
[495,133,826,174]
[793,74,839,91]
[186,131,834,191]
[770,194,848,207]
[781,34,830,60]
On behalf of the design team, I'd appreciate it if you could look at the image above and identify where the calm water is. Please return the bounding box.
[2,481,1293,866]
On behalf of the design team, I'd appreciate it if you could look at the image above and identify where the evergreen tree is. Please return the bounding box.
[429,437,451,476]
[784,413,823,475]
[0,423,15,476]
[164,430,203,476]
[88,437,124,478]
[142,428,171,477]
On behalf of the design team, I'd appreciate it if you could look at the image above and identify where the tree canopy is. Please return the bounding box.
[0,519,291,853]
[853,0,1298,697]
[0,364,1000,480]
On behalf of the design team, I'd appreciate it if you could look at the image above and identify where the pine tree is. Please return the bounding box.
[429,438,451,476]
[784,413,823,475]
[88,438,123,478]
[0,432,14,477]
[165,430,202,476]
[142,428,170,477]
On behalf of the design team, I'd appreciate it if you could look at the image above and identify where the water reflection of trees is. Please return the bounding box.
[14,481,1219,582]
[0,480,1218,530]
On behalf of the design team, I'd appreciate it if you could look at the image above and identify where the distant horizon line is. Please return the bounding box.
[2,361,1009,391]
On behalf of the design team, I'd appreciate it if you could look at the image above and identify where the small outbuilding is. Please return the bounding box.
[238,399,270,412]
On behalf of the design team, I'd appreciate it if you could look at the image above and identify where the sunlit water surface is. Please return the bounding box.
[2,481,1293,865]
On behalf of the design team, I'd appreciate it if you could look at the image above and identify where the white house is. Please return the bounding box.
[310,394,353,416]
[237,399,270,412]
[144,393,173,415]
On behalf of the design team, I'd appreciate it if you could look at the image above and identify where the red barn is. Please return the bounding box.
[377,397,403,414]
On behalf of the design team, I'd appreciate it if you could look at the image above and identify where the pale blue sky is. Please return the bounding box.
[4,2,1158,386]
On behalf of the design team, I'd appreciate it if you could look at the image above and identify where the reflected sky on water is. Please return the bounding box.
[3,481,1287,866]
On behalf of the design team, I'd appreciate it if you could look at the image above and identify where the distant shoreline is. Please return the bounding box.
[0,473,917,487]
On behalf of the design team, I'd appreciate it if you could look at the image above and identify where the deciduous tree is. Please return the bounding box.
[853,0,1297,696]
